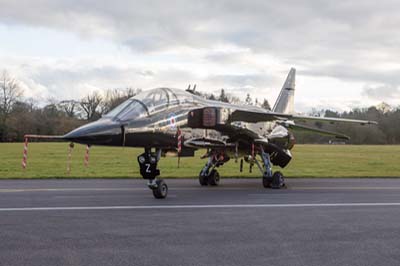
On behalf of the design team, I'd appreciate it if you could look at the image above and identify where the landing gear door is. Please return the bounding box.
[138,153,160,179]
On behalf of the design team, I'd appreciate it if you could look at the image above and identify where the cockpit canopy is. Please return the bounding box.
[103,88,194,121]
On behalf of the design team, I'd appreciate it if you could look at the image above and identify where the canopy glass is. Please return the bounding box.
[103,88,194,121]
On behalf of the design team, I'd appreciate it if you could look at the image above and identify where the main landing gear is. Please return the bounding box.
[197,147,285,189]
[254,146,285,189]
[199,152,229,186]
[138,148,168,199]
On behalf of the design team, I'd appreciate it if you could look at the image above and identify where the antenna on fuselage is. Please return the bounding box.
[186,84,198,95]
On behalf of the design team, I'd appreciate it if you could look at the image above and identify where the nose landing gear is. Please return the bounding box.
[138,148,168,199]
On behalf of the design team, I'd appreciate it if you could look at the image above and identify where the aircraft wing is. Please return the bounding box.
[187,106,377,142]
[230,110,377,125]
[287,115,377,125]
[229,110,281,123]
[281,122,350,140]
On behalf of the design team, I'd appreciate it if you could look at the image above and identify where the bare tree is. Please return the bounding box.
[58,100,80,118]
[100,87,141,114]
[0,71,23,140]
[80,91,103,121]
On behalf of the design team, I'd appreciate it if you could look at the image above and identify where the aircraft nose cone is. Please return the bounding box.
[63,119,122,145]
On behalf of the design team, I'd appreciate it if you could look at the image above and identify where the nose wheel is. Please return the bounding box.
[138,149,169,199]
[150,179,168,199]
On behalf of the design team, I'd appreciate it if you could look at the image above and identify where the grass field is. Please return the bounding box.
[0,143,399,179]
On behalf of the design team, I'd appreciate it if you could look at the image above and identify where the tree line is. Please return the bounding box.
[0,71,141,141]
[1,71,399,144]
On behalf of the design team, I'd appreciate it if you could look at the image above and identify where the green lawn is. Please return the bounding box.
[0,143,399,179]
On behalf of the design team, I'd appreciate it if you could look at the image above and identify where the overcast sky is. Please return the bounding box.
[0,0,399,112]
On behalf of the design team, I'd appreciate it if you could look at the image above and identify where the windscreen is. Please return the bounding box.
[115,100,148,121]
[103,99,147,121]
[103,99,132,118]
[103,88,194,120]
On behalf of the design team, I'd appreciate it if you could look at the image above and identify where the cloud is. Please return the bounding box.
[0,56,202,101]
[207,74,271,88]
[301,64,400,87]
[1,0,400,110]
[362,85,400,101]
[2,1,400,58]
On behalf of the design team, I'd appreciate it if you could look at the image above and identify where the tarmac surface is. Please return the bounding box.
[1,178,400,266]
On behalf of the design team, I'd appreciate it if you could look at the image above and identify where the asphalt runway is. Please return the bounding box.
[1,178,400,266]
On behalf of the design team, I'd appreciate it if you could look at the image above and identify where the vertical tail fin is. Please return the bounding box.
[272,68,296,114]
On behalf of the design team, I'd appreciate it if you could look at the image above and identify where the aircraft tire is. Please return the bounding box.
[207,170,220,186]
[199,172,208,186]
[271,171,285,189]
[152,179,168,199]
[262,176,272,188]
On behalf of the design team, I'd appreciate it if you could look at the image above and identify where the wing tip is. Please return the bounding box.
[337,135,351,140]
[361,121,378,126]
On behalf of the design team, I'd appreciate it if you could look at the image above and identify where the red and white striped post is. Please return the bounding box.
[84,145,90,167]
[21,136,29,169]
[67,142,74,174]
[177,128,182,168]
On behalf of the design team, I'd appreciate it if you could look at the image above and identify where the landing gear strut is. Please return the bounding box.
[254,146,285,189]
[199,152,228,186]
[138,148,168,199]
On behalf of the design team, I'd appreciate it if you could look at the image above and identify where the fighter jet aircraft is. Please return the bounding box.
[61,68,377,198]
